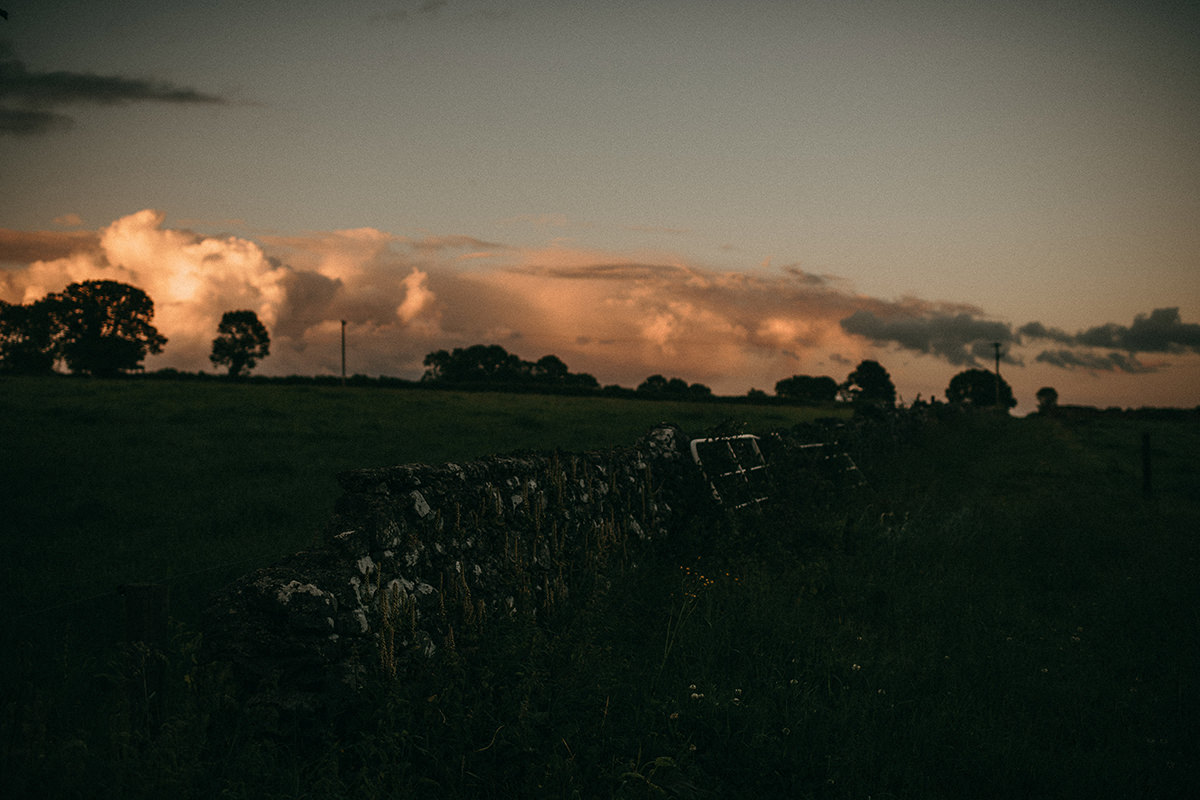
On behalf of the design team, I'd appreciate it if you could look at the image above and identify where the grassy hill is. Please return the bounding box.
[1,376,1197,798]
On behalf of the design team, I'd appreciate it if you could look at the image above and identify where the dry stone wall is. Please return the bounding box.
[202,424,713,711]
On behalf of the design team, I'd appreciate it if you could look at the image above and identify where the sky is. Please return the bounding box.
[2,0,1199,411]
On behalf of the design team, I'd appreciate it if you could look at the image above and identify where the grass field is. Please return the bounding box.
[0,377,840,621]
[2,376,1198,798]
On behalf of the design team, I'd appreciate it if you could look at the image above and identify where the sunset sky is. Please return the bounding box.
[2,0,1198,410]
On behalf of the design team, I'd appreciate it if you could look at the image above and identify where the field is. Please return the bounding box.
[2,376,1198,798]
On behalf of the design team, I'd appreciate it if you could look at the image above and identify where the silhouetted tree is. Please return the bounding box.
[422,344,526,383]
[567,372,601,390]
[637,374,669,395]
[775,374,838,404]
[946,368,1016,409]
[635,374,710,399]
[210,310,271,377]
[50,280,167,376]
[532,354,570,383]
[421,344,598,391]
[0,297,58,374]
[839,360,896,407]
[1036,386,1059,415]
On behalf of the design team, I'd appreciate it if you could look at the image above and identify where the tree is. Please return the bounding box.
[636,374,709,398]
[422,344,527,384]
[946,368,1016,409]
[1035,386,1059,415]
[839,360,896,407]
[0,297,58,375]
[51,280,167,376]
[532,354,570,383]
[775,374,838,404]
[210,310,271,377]
[636,374,669,395]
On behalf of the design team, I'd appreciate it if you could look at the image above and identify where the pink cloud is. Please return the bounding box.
[4,210,1196,407]
[0,210,953,390]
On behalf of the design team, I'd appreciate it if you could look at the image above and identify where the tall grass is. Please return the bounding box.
[2,377,1197,798]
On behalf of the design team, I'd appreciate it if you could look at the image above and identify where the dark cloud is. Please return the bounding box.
[1034,349,1155,374]
[274,269,342,339]
[1022,308,1200,358]
[839,309,1015,366]
[1017,320,1074,344]
[0,42,228,136]
[1075,308,1200,353]
[0,106,73,135]
[781,266,834,287]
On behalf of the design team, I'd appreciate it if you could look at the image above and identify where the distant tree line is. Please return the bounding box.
[4,279,1106,416]
[421,344,600,390]
[635,374,713,400]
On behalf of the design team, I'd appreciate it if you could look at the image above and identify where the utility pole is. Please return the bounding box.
[341,320,347,386]
[992,341,1002,408]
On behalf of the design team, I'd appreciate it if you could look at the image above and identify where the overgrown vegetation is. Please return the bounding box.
[2,376,1197,798]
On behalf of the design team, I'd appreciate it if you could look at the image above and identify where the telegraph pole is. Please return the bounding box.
[992,341,1002,408]
[341,320,347,386]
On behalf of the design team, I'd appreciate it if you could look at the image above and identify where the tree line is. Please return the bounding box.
[2,278,1036,409]
[0,279,269,378]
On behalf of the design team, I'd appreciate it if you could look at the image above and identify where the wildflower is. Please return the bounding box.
[851,663,861,671]
[669,712,679,720]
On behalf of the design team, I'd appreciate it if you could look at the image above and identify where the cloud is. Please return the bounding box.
[0,212,876,388]
[1017,320,1074,344]
[0,107,74,136]
[3,211,1196,394]
[1074,308,1200,354]
[371,0,505,24]
[838,308,1016,366]
[408,234,506,254]
[0,227,100,265]
[0,42,228,136]
[1018,308,1200,374]
[1034,349,1155,374]
[53,213,85,228]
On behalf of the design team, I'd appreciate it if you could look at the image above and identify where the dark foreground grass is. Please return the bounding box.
[0,376,835,621]
[2,377,1198,798]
